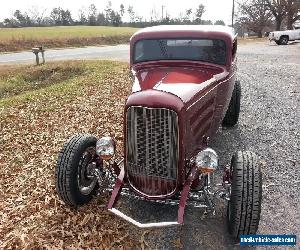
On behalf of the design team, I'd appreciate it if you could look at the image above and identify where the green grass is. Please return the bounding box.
[0,26,139,52]
[0,60,129,108]
[0,26,139,41]
[0,62,85,99]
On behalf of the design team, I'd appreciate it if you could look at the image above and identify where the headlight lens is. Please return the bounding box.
[96,137,115,160]
[195,148,218,173]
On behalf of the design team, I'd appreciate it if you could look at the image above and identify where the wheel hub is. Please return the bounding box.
[77,147,98,195]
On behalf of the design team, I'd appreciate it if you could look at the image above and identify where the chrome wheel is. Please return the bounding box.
[77,146,98,196]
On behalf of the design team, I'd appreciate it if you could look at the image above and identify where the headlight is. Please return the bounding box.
[96,137,116,160]
[195,148,218,173]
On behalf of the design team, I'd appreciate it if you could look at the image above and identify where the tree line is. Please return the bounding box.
[0,2,225,28]
[2,0,298,37]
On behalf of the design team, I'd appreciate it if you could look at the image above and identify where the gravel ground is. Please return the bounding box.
[118,41,300,249]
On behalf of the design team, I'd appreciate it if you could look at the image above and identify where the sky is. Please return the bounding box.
[0,0,234,25]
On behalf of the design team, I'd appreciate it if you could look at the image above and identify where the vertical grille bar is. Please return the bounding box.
[126,106,179,196]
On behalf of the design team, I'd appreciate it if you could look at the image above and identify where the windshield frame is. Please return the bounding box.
[132,37,227,66]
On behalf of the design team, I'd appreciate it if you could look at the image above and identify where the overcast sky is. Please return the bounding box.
[0,0,234,25]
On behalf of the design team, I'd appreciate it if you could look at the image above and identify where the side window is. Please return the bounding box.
[135,42,143,58]
[232,39,237,60]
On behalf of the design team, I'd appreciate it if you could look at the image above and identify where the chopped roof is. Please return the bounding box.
[131,25,235,40]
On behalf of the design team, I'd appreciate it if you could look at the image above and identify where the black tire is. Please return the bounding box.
[227,151,262,240]
[275,41,280,45]
[222,80,241,127]
[55,134,99,206]
[279,36,289,45]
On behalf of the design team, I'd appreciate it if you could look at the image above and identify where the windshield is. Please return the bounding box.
[133,38,227,65]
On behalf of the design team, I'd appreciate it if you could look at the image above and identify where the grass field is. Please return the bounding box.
[0,26,139,52]
[0,26,139,40]
[0,61,152,248]
[0,63,85,99]
[0,26,268,53]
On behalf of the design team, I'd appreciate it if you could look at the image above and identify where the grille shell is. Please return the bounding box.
[126,106,179,196]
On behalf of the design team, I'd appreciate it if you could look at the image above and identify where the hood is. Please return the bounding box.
[132,66,226,103]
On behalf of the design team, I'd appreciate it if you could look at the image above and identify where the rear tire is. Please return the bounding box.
[227,151,262,240]
[222,80,241,127]
[279,36,289,45]
[55,134,99,206]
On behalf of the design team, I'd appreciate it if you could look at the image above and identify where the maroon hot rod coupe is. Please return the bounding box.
[55,25,262,239]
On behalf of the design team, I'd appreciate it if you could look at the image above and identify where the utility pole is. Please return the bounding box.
[232,0,235,27]
[162,5,165,20]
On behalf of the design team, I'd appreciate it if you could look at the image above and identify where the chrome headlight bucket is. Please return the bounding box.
[96,137,116,160]
[195,148,218,173]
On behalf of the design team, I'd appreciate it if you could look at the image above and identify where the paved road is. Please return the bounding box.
[1,41,299,65]
[0,44,130,64]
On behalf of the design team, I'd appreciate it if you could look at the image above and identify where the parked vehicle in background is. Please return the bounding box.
[269,24,300,45]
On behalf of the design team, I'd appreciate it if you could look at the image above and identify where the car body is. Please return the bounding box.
[56,25,262,239]
[126,25,237,198]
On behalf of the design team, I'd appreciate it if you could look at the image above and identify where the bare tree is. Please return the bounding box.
[61,10,73,25]
[88,4,97,26]
[120,4,125,17]
[184,8,192,23]
[50,8,62,25]
[127,5,135,23]
[194,4,206,24]
[265,0,287,30]
[286,0,300,29]
[28,6,47,25]
[78,8,87,25]
[238,0,272,37]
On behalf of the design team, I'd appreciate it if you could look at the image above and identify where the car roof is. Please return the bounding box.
[131,25,235,41]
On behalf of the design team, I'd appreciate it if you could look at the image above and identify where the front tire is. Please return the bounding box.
[55,134,99,206]
[222,80,241,127]
[227,151,262,240]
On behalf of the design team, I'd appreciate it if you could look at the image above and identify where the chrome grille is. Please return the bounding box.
[126,107,178,187]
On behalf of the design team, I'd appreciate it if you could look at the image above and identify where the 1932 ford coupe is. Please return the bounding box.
[55,25,262,239]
